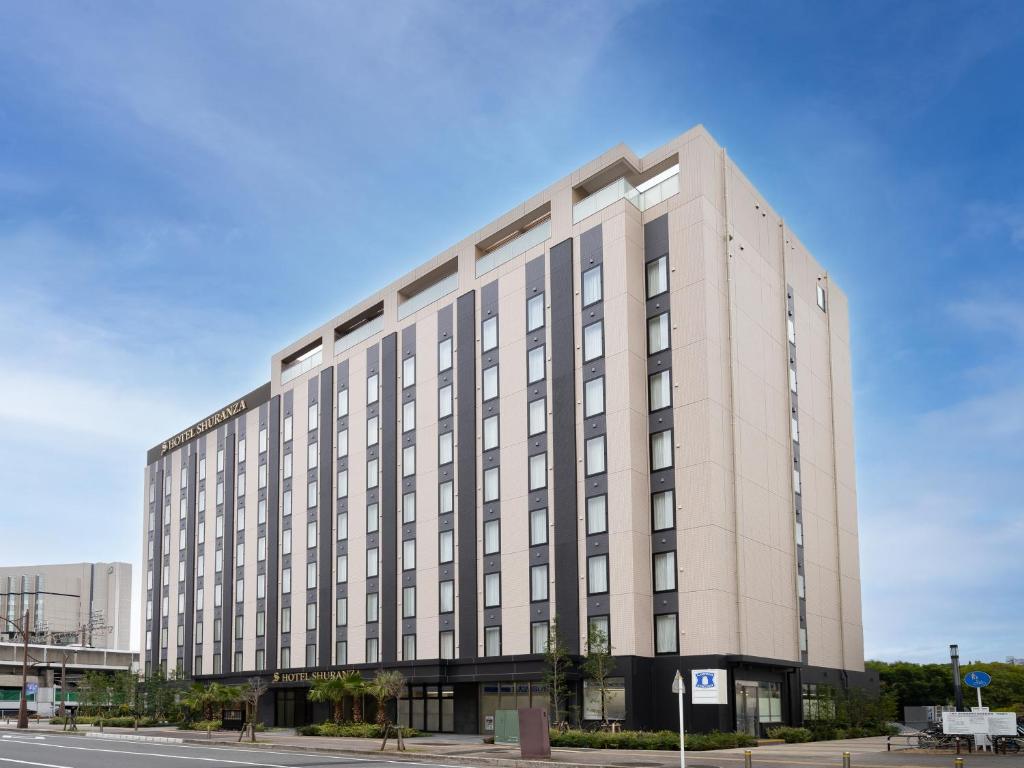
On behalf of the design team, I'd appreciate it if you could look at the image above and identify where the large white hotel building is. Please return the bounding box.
[142,126,872,734]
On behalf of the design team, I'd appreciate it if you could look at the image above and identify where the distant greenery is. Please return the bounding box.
[549,729,756,750]
[867,660,1024,716]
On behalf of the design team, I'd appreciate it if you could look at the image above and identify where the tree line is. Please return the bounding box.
[868,660,1024,716]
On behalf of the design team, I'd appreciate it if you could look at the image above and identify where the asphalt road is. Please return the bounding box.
[0,732,454,768]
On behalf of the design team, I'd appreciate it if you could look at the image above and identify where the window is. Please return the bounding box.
[402,586,416,618]
[531,621,549,654]
[651,430,673,471]
[402,445,416,476]
[403,634,416,660]
[652,490,675,531]
[648,313,670,354]
[799,627,808,652]
[797,573,806,598]
[337,554,348,582]
[793,468,802,494]
[337,597,348,626]
[403,355,416,387]
[367,374,379,404]
[215,548,223,572]
[482,366,499,400]
[403,400,415,432]
[403,538,416,570]
[653,551,677,592]
[439,530,454,563]
[439,386,453,420]
[817,282,827,311]
[484,626,501,657]
[366,592,379,623]
[529,453,547,490]
[367,416,379,446]
[588,554,609,594]
[787,316,796,344]
[483,467,500,502]
[308,402,319,430]
[337,469,349,498]
[216,482,224,505]
[789,368,798,394]
[281,607,291,634]
[306,561,316,585]
[236,542,245,567]
[280,647,291,668]
[337,388,349,417]
[484,572,500,607]
[402,493,416,523]
[582,265,602,306]
[528,398,546,436]
[483,519,500,555]
[438,432,454,464]
[584,377,604,417]
[649,370,671,411]
[529,508,548,546]
[283,489,292,517]
[482,415,499,451]
[283,453,293,479]
[255,649,265,671]
[256,574,266,604]
[527,293,545,331]
[586,495,607,535]
[655,613,678,654]
[439,481,454,514]
[527,346,545,383]
[283,415,293,442]
[530,564,548,602]
[646,255,668,297]
[367,459,379,488]
[589,615,610,651]
[583,321,604,361]
[198,458,206,481]
[307,441,318,470]
[337,511,348,540]
[258,498,266,524]
[366,548,379,577]
[307,520,317,548]
[194,621,202,643]
[238,437,246,460]
[305,644,316,667]
[791,417,800,442]
[440,630,455,660]
[337,429,349,457]
[282,567,291,594]
[282,528,292,555]
[336,641,348,665]
[307,480,318,508]
[481,316,498,351]
[306,602,317,630]
[438,338,453,371]
[585,435,606,476]
[439,580,455,613]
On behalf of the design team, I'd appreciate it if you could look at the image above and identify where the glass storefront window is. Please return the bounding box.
[583,678,626,721]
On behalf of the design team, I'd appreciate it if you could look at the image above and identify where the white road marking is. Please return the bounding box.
[0,758,74,768]
[1,740,293,767]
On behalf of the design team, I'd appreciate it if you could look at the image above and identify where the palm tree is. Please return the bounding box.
[308,676,347,724]
[340,671,367,723]
[368,670,407,751]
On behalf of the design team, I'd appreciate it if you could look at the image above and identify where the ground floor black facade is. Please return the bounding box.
[201,654,879,736]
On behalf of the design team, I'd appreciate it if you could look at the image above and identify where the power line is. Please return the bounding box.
[0,591,81,598]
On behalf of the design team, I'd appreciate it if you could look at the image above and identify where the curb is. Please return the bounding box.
[87,732,184,744]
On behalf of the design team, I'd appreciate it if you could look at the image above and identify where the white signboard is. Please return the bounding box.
[942,711,1018,736]
[691,669,729,705]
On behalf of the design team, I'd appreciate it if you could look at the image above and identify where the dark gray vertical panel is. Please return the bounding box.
[222,430,236,669]
[334,362,349,664]
[399,325,417,658]
[151,466,165,672]
[279,391,294,663]
[455,290,477,657]
[479,282,501,642]
[380,333,398,663]
[318,368,334,661]
[436,306,456,648]
[549,237,580,654]
[266,396,281,669]
[183,452,197,677]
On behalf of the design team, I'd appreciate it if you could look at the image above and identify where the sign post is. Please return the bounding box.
[672,671,685,768]
[964,671,991,712]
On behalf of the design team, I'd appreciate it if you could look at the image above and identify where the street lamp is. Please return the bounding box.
[950,644,963,712]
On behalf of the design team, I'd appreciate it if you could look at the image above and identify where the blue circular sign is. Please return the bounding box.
[964,671,991,688]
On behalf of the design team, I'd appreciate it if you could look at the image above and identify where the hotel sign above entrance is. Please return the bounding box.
[272,670,349,684]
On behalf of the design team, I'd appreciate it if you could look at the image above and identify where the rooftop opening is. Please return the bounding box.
[397,257,459,320]
[334,301,385,355]
[281,340,324,384]
[572,155,680,224]
[475,203,552,277]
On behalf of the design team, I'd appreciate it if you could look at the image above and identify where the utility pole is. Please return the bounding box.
[18,608,30,729]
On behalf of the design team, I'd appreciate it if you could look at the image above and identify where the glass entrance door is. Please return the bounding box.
[735,681,759,736]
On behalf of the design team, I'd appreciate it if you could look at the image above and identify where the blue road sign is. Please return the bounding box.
[26,682,38,694]
[964,671,991,688]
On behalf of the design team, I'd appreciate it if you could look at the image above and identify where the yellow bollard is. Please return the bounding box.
[842,751,851,768]
[744,750,752,768]
[955,758,964,768]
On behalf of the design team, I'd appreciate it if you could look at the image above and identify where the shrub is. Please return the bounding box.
[548,729,756,751]
[298,722,422,738]
[49,715,166,728]
[767,726,813,743]
[178,720,223,731]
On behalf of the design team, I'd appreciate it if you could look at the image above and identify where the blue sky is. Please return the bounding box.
[1,2,1021,662]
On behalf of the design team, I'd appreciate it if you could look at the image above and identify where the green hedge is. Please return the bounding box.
[297,722,422,738]
[805,723,897,741]
[178,720,223,731]
[548,729,757,751]
[767,726,813,743]
[48,716,169,728]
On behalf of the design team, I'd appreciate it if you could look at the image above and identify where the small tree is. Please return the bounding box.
[341,670,367,723]
[543,616,571,727]
[238,678,268,743]
[582,624,615,727]
[308,676,348,724]
[368,670,407,751]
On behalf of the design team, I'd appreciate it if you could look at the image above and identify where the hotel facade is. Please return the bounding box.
[142,126,871,735]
